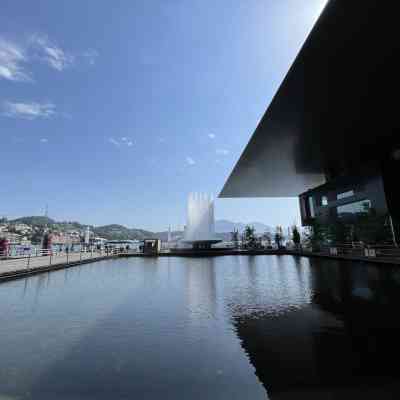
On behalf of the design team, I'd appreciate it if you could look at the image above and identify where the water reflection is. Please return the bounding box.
[185,258,217,320]
[1,256,400,399]
[231,257,400,398]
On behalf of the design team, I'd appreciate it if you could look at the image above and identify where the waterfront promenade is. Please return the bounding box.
[0,250,118,281]
[2,245,400,283]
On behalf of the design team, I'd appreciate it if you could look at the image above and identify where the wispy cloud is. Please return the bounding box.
[82,49,98,65]
[108,137,120,146]
[1,101,56,119]
[216,148,230,155]
[208,133,216,139]
[108,137,134,147]
[186,156,195,165]
[30,34,74,71]
[1,34,96,82]
[40,138,48,143]
[0,38,31,82]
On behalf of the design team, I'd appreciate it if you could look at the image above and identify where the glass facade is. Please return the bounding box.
[337,190,354,200]
[308,196,315,218]
[337,199,371,217]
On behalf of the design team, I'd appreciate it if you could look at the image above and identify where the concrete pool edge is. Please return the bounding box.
[1,250,399,284]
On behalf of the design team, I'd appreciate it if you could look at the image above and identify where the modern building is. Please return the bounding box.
[219,1,399,237]
[299,169,389,227]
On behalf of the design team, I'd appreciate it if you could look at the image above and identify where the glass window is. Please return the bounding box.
[321,196,328,206]
[308,196,315,218]
[337,190,354,200]
[337,199,371,217]
[300,197,307,219]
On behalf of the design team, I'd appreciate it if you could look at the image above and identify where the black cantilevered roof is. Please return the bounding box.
[220,0,399,198]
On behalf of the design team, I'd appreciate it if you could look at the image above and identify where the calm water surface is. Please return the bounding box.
[1,255,400,399]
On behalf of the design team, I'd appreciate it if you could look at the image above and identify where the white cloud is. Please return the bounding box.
[1,101,56,119]
[208,133,216,139]
[186,156,195,165]
[1,34,96,81]
[108,137,120,146]
[216,148,230,155]
[30,34,74,71]
[108,137,134,147]
[0,38,31,82]
[40,138,48,143]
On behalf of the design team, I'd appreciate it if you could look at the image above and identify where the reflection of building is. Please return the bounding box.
[219,1,399,234]
[231,258,400,397]
[185,258,217,320]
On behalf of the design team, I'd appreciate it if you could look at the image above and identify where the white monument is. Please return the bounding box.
[184,193,221,249]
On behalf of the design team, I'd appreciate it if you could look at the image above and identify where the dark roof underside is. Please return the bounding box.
[220,0,399,198]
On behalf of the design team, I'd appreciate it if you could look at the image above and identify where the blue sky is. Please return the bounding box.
[0,0,326,231]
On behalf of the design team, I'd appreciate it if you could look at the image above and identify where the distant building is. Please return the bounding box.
[4,232,22,244]
[12,224,32,234]
[143,239,161,255]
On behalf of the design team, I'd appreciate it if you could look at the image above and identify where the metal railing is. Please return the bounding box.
[0,247,123,276]
[298,242,400,261]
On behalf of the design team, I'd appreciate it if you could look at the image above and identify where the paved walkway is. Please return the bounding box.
[0,251,114,278]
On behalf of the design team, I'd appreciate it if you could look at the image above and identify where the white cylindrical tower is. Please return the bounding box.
[185,192,217,241]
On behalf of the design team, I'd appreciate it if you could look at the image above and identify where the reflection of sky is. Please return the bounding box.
[5,254,400,398]
[0,257,268,399]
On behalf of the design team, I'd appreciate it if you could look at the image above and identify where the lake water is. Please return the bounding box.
[1,255,400,399]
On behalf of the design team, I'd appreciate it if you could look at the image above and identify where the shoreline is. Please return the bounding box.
[1,249,399,283]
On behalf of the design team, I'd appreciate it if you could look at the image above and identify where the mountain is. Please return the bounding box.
[10,216,56,226]
[153,230,183,241]
[93,225,153,241]
[7,216,279,242]
[215,220,273,234]
[7,217,153,241]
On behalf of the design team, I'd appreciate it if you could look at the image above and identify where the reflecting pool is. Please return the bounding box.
[1,256,400,399]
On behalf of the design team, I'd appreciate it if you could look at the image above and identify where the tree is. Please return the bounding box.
[326,219,350,244]
[292,226,301,249]
[263,231,272,247]
[244,225,256,249]
[354,209,392,245]
[304,219,325,251]
[231,229,239,249]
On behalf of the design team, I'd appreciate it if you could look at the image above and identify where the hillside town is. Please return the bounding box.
[0,221,85,246]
